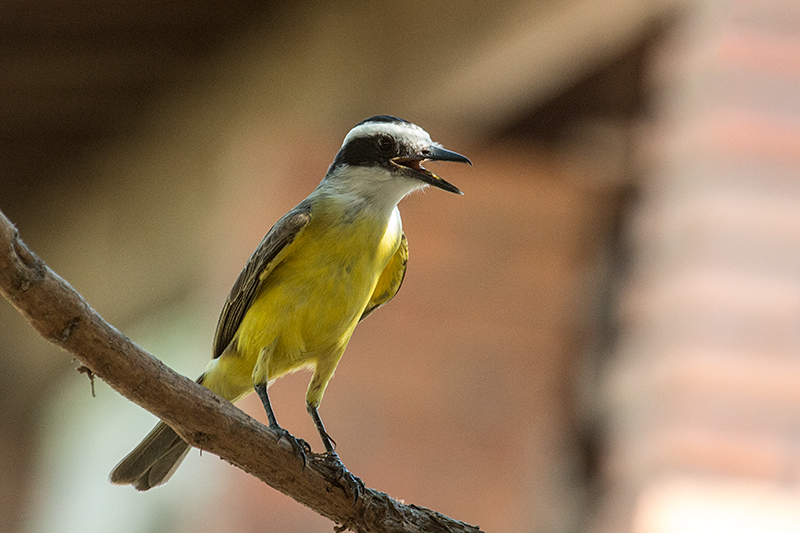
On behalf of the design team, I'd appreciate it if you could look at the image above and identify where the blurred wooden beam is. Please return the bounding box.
[416,0,689,134]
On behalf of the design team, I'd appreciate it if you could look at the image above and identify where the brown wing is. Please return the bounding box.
[359,233,408,321]
[211,205,312,358]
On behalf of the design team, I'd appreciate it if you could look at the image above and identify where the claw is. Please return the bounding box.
[272,427,309,470]
[318,452,363,504]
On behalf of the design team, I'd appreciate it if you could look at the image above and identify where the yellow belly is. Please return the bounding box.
[202,204,402,402]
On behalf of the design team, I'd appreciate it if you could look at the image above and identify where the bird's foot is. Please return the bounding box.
[271,426,311,469]
[314,451,364,505]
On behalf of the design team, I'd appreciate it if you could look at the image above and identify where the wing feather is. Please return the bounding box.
[360,233,408,321]
[212,205,312,358]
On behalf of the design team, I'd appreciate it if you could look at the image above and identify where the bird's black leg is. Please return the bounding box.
[255,382,310,467]
[306,402,363,503]
[307,403,337,453]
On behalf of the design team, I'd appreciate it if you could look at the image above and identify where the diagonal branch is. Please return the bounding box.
[0,208,483,533]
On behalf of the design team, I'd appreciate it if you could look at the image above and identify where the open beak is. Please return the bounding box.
[391,145,471,195]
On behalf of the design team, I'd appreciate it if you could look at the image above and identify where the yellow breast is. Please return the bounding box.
[233,201,403,378]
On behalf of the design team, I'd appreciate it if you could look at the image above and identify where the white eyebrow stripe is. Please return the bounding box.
[341,121,433,148]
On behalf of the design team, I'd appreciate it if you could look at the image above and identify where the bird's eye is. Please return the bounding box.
[376,135,394,153]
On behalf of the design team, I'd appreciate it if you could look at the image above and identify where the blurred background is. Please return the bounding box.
[2,0,800,532]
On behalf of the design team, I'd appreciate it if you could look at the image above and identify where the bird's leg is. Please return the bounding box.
[306,402,364,503]
[307,402,337,453]
[254,382,310,467]
[304,361,362,500]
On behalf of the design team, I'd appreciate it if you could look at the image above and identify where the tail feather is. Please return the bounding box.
[110,420,190,491]
[111,374,208,490]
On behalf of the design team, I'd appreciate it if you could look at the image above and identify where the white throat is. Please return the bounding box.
[318,164,425,216]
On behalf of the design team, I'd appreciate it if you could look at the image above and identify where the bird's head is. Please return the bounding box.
[326,116,471,199]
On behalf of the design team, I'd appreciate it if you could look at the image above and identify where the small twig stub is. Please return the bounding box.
[76,364,96,397]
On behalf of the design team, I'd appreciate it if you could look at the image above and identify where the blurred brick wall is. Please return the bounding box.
[597,0,800,531]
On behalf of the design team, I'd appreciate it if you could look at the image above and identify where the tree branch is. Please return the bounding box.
[0,208,483,533]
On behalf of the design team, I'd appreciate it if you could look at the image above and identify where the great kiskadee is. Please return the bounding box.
[110,115,470,490]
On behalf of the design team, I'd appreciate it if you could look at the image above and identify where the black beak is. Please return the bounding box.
[422,146,472,166]
[392,145,471,195]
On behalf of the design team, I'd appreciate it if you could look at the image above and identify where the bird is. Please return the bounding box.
[110,115,471,491]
